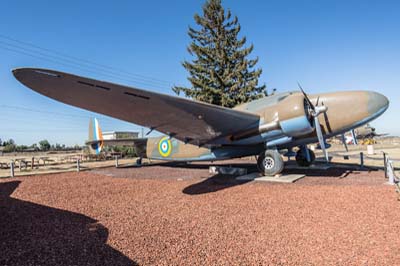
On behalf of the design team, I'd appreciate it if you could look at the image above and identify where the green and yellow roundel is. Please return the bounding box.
[158,137,172,157]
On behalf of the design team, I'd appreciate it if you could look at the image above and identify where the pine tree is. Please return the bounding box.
[173,0,266,108]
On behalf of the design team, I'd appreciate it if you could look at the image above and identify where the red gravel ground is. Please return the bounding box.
[1,161,400,265]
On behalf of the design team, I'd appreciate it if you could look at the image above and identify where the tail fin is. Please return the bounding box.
[88,118,104,155]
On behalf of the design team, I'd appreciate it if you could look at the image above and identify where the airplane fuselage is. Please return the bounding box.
[141,91,389,161]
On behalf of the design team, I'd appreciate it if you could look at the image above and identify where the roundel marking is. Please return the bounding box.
[158,137,172,157]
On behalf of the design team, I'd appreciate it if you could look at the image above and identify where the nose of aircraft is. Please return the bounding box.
[367,91,389,116]
[309,90,389,136]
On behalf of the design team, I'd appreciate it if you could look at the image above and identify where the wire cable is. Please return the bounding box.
[0,34,175,86]
[0,34,188,91]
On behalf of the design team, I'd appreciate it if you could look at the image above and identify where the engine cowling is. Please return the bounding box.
[272,93,314,137]
[232,93,315,142]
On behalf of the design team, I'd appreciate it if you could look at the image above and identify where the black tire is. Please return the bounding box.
[295,149,315,167]
[136,157,142,166]
[257,150,284,176]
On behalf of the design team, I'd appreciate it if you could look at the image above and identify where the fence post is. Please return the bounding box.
[10,161,14,177]
[76,158,80,172]
[115,155,119,168]
[360,152,364,168]
[388,160,395,185]
[383,152,388,179]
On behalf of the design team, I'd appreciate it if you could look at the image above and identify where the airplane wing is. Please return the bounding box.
[13,68,260,146]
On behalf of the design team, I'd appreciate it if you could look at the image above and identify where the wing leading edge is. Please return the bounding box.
[13,68,260,146]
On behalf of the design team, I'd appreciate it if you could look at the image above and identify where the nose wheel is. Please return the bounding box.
[295,148,315,167]
[257,150,284,176]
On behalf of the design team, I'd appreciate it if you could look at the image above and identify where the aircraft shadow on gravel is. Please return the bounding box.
[181,162,379,195]
[0,181,137,266]
[113,160,379,195]
[182,174,253,195]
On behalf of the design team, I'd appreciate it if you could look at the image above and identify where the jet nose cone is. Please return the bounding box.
[368,91,389,115]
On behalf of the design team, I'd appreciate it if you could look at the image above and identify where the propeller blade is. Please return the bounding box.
[341,134,349,152]
[297,82,315,111]
[316,96,320,107]
[314,116,329,162]
[351,129,358,145]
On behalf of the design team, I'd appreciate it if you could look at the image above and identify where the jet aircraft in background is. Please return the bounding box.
[341,123,389,146]
[353,124,389,140]
[13,68,389,175]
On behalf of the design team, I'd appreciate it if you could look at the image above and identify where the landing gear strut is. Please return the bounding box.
[295,148,315,167]
[257,150,284,176]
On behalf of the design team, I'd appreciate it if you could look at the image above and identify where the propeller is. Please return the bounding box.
[298,82,315,112]
[298,83,329,162]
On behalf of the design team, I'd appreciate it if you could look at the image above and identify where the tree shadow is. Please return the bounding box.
[0,181,137,266]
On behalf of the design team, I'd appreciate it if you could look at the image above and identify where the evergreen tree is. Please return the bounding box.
[173,0,266,108]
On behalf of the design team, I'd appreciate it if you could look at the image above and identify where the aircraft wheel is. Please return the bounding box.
[257,150,284,176]
[136,157,142,166]
[295,149,315,167]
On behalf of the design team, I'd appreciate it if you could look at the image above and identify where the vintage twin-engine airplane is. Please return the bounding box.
[13,68,389,175]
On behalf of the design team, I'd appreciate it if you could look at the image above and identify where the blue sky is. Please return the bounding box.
[0,0,399,145]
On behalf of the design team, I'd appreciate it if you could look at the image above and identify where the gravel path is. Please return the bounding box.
[1,162,400,265]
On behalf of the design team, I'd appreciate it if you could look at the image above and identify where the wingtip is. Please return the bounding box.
[12,67,32,79]
[12,68,63,82]
[12,68,21,77]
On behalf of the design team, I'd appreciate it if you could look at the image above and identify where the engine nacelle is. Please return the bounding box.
[272,94,314,137]
[232,93,315,142]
